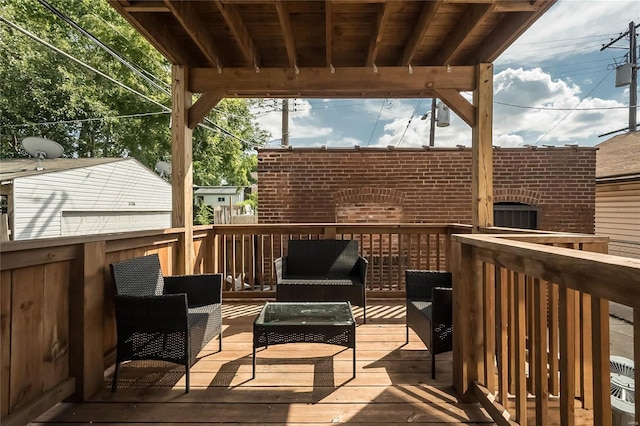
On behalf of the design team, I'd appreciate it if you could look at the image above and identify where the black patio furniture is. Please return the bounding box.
[405,269,453,379]
[274,239,368,322]
[109,253,223,393]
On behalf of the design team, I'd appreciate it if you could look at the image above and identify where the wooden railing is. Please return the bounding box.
[3,224,636,425]
[451,233,640,425]
[0,223,464,424]
[212,223,469,295]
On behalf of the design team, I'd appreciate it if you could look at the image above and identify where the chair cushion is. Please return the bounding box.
[410,300,433,321]
[286,240,359,277]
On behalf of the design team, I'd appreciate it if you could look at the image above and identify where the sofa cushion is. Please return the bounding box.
[286,239,359,277]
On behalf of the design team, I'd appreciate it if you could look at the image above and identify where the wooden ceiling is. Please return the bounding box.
[108,0,556,115]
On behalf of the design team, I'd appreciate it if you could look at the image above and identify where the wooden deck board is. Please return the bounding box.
[30,301,594,425]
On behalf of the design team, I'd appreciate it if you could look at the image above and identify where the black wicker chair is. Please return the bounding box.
[109,254,223,393]
[405,270,453,379]
[274,239,368,322]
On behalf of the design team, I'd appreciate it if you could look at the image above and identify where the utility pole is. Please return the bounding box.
[281,99,289,146]
[630,21,637,132]
[601,21,638,132]
[429,98,436,146]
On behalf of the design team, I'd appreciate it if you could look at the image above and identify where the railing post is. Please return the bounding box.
[69,241,105,401]
[452,239,483,400]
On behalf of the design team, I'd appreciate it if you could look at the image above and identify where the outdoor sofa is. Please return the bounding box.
[274,239,368,322]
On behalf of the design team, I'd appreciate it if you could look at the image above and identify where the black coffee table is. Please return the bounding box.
[252,301,356,379]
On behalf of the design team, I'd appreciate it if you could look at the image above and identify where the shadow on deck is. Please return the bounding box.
[32,300,592,425]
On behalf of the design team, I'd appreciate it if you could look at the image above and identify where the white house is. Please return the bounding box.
[0,157,171,240]
[194,186,244,208]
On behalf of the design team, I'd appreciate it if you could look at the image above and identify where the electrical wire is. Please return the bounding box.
[366,100,386,146]
[536,69,614,144]
[396,99,422,147]
[5,111,170,128]
[494,101,627,111]
[1,15,264,149]
[37,0,171,96]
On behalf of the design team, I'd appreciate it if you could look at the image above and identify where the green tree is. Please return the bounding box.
[0,0,268,187]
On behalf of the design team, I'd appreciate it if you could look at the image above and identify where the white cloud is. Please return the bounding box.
[498,0,637,65]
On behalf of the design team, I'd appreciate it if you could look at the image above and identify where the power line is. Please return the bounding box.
[494,101,627,111]
[37,0,171,96]
[396,99,422,147]
[536,69,613,144]
[366,100,386,146]
[1,15,263,148]
[5,111,170,128]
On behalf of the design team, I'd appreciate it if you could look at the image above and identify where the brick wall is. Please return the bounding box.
[258,147,596,233]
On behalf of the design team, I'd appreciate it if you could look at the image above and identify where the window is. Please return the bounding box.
[218,197,226,202]
[494,202,538,229]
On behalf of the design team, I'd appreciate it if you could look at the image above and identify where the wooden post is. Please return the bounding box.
[69,241,105,401]
[471,63,493,232]
[452,240,482,400]
[172,65,194,275]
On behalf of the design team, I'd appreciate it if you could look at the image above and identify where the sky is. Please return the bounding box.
[254,0,639,149]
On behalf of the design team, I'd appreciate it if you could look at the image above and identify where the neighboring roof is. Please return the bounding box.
[194,186,241,196]
[596,131,640,179]
[0,157,128,181]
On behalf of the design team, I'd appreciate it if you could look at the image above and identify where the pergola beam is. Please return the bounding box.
[431,3,495,65]
[189,66,476,94]
[275,1,297,68]
[188,90,224,129]
[214,0,261,67]
[366,2,392,67]
[108,0,187,64]
[434,89,476,127]
[400,0,442,66]
[325,0,332,67]
[165,0,222,69]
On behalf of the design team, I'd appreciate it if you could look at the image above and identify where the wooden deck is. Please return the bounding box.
[31,301,592,425]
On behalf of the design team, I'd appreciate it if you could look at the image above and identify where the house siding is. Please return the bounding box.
[12,159,171,240]
[257,147,596,234]
[596,180,640,259]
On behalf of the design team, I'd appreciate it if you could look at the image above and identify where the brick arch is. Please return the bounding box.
[333,187,405,205]
[333,187,406,223]
[494,189,542,206]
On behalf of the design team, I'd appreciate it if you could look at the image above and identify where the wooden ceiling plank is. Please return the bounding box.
[107,0,186,64]
[431,3,495,65]
[165,0,222,68]
[464,0,556,63]
[190,66,476,93]
[188,90,224,129]
[366,2,392,67]
[434,88,476,127]
[326,0,332,67]
[124,6,169,13]
[275,1,297,68]
[214,0,261,67]
[400,0,443,66]
[494,1,537,12]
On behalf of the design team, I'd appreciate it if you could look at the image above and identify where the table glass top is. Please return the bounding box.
[255,302,354,326]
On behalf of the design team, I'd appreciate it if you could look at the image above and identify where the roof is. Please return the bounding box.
[0,157,128,181]
[194,186,241,195]
[109,0,556,100]
[596,131,640,180]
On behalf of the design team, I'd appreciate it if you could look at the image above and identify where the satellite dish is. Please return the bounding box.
[155,161,172,178]
[21,137,64,171]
